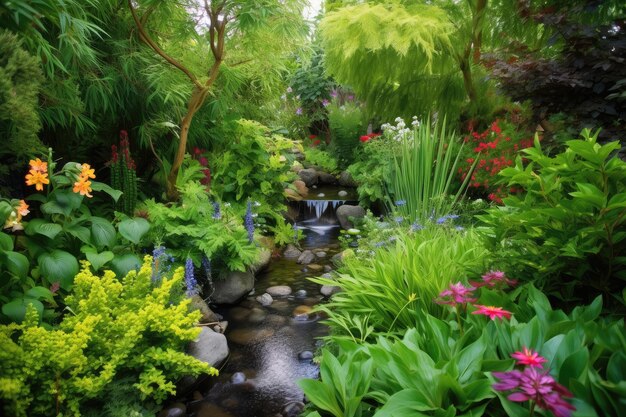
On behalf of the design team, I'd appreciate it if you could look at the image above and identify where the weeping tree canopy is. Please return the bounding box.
[320,0,554,124]
[320,2,466,121]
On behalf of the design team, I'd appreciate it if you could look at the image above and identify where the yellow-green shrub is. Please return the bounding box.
[0,258,217,417]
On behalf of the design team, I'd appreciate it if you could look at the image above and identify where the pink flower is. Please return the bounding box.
[471,270,517,288]
[493,367,575,417]
[472,305,512,320]
[511,347,548,368]
[435,282,477,306]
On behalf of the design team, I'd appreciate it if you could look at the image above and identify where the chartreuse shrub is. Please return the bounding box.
[0,258,217,417]
[312,226,489,339]
[477,129,626,306]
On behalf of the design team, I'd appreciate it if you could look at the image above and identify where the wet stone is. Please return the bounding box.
[315,251,327,258]
[338,190,348,197]
[228,328,275,345]
[229,307,251,322]
[293,305,313,316]
[297,250,316,264]
[266,314,287,326]
[270,299,291,314]
[266,285,292,297]
[298,351,314,360]
[321,285,342,297]
[282,401,305,417]
[158,402,186,417]
[231,372,246,384]
[195,403,236,417]
[308,264,323,271]
[247,308,267,324]
[256,293,273,306]
[324,265,332,272]
[294,289,307,298]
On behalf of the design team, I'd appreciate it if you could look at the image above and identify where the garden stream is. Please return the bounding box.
[182,188,358,417]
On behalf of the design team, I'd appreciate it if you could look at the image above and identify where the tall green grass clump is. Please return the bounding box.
[312,226,489,340]
[386,117,475,223]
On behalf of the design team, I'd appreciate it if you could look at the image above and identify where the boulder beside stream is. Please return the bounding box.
[211,249,271,304]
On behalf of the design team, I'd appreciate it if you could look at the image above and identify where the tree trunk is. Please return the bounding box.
[165,88,206,199]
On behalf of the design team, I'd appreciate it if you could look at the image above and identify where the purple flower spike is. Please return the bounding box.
[185,258,199,296]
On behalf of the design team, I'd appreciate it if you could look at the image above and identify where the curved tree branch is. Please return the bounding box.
[127,0,202,90]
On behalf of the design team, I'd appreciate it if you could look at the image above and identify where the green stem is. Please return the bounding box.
[529,401,536,417]
[456,305,464,336]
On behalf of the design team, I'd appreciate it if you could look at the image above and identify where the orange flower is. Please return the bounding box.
[25,170,50,191]
[73,177,93,197]
[29,158,48,173]
[17,200,29,217]
[80,163,96,179]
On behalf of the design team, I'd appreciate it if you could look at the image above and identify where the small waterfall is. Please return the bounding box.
[304,200,344,220]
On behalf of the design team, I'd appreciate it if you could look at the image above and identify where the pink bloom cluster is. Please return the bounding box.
[470,270,517,289]
[494,348,575,417]
[435,271,516,320]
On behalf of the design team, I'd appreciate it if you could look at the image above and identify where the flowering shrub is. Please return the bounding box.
[458,118,534,203]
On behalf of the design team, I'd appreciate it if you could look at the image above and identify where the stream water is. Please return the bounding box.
[183,191,356,417]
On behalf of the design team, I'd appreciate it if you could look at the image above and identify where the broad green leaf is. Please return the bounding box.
[559,349,589,384]
[118,217,150,244]
[65,224,92,245]
[0,232,13,251]
[90,217,116,249]
[85,250,114,271]
[1,251,29,279]
[606,193,626,210]
[297,379,344,417]
[569,183,606,209]
[0,201,13,223]
[25,286,54,302]
[607,351,626,383]
[456,338,487,384]
[91,181,123,202]
[109,254,142,277]
[38,250,79,290]
[2,298,43,323]
[41,190,83,216]
[373,389,437,416]
[25,219,63,239]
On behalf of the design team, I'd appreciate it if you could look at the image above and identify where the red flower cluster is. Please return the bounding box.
[459,119,535,203]
[111,130,136,170]
[193,147,211,187]
[359,132,381,143]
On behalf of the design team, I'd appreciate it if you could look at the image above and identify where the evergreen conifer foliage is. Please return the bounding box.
[320,2,485,121]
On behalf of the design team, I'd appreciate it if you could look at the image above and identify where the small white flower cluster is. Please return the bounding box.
[381,116,420,141]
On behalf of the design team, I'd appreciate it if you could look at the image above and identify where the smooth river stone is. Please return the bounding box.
[292,305,313,317]
[228,328,275,345]
[266,285,292,297]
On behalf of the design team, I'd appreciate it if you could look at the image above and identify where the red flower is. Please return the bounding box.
[360,135,371,143]
[309,134,317,139]
[511,347,548,368]
[471,305,512,320]
[312,139,321,146]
